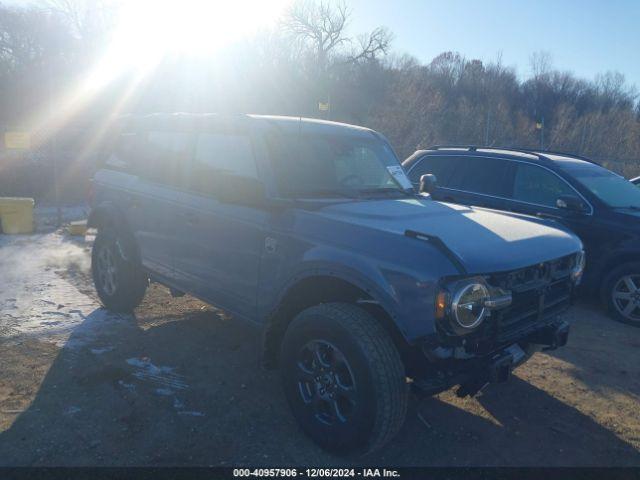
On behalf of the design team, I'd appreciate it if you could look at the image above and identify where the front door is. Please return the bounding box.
[172,126,267,320]
[505,162,609,272]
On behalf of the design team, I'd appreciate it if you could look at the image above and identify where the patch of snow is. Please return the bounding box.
[177,411,205,417]
[0,231,129,349]
[90,346,114,355]
[64,406,81,416]
[126,357,188,390]
[117,380,136,392]
[155,388,174,396]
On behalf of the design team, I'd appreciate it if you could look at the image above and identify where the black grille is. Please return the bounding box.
[487,255,575,343]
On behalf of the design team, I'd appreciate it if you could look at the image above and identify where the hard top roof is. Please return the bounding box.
[117,113,375,137]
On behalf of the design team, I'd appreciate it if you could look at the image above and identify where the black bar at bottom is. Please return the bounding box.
[0,467,637,480]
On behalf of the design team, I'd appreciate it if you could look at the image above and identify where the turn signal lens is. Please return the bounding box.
[435,290,448,320]
[572,250,586,284]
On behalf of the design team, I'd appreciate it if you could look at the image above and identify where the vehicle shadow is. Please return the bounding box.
[0,303,638,466]
[543,301,640,400]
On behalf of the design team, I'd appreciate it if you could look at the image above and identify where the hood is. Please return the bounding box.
[314,197,582,274]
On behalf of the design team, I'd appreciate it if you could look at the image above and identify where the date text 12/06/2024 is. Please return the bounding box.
[232,468,400,478]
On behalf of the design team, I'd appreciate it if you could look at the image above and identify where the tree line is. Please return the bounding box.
[0,0,638,202]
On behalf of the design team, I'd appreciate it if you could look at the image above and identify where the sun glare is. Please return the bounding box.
[26,0,291,169]
[87,0,291,89]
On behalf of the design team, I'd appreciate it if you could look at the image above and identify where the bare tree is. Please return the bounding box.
[283,0,392,69]
[530,50,553,80]
[283,0,350,70]
[350,27,393,63]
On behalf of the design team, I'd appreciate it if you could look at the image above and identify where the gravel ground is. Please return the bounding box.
[0,229,639,466]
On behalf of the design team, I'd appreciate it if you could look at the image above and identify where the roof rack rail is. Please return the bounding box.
[425,144,600,166]
[511,147,600,165]
[426,145,481,151]
[425,145,553,163]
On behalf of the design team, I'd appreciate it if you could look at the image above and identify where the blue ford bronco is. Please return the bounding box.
[89,114,584,455]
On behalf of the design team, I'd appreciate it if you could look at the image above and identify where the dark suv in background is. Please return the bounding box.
[404,147,640,326]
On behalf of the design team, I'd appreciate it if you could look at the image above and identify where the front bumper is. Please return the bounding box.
[413,320,570,397]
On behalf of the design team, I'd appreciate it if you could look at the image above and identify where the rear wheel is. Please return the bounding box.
[92,226,148,312]
[603,262,640,326]
[280,303,408,455]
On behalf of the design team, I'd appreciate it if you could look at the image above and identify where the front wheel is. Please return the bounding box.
[603,262,640,326]
[280,303,408,455]
[92,226,148,312]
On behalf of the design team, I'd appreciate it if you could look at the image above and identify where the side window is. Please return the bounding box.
[137,131,192,188]
[453,157,514,197]
[512,163,575,207]
[409,156,457,187]
[190,132,257,195]
[105,133,139,172]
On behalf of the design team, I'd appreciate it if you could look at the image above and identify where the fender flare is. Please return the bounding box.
[275,265,400,319]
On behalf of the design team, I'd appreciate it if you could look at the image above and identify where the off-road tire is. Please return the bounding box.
[92,225,148,312]
[280,303,408,455]
[603,262,640,327]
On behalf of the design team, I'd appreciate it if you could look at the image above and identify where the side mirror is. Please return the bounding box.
[419,174,438,194]
[556,194,587,214]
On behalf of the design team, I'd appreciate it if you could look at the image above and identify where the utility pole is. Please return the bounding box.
[484,109,491,145]
[540,117,545,150]
[48,60,62,227]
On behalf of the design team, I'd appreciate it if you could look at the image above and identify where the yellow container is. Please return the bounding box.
[0,197,35,234]
[67,220,88,236]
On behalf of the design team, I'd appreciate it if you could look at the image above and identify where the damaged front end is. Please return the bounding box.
[412,252,582,398]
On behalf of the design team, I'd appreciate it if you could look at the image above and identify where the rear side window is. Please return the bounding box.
[408,156,458,187]
[189,132,257,195]
[447,156,514,197]
[137,131,193,188]
[105,133,139,172]
[512,163,575,207]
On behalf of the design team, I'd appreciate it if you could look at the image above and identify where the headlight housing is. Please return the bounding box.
[435,278,512,335]
[451,281,490,329]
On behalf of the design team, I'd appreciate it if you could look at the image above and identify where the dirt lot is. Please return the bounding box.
[0,228,639,466]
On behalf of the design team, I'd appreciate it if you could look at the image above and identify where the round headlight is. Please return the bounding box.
[452,282,489,329]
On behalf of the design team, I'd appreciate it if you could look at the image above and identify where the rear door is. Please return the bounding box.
[408,154,515,210]
[172,124,267,320]
[123,130,194,281]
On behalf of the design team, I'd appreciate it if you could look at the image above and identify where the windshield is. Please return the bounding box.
[267,131,412,198]
[564,163,640,208]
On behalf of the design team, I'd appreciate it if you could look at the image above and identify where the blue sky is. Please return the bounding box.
[7,0,640,89]
[348,0,640,88]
